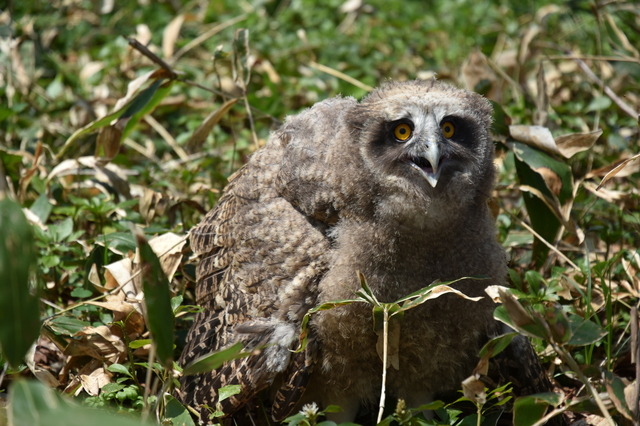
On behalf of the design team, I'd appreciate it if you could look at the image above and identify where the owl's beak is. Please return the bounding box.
[422,142,442,188]
[400,141,443,188]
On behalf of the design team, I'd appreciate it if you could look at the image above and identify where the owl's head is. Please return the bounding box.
[347,79,496,222]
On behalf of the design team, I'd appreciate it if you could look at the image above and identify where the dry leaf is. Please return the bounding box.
[80,366,111,396]
[462,375,486,404]
[25,341,62,388]
[187,99,238,147]
[147,232,187,281]
[484,285,511,303]
[65,325,127,364]
[163,14,185,59]
[510,125,560,155]
[555,130,601,158]
[596,153,640,190]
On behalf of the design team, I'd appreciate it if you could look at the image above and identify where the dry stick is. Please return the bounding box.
[377,308,389,424]
[634,303,640,425]
[125,37,180,78]
[546,54,640,64]
[505,209,581,271]
[571,54,638,120]
[144,115,189,161]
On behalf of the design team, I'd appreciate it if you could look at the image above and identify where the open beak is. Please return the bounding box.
[401,142,442,188]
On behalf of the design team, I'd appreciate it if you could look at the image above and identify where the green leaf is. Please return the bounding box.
[56,77,170,159]
[107,363,133,378]
[510,141,573,265]
[479,332,518,359]
[70,287,93,298]
[218,384,242,402]
[603,371,633,420]
[164,394,196,426]
[101,383,125,393]
[9,380,151,426]
[133,228,175,367]
[102,232,137,253]
[30,193,53,223]
[171,295,183,313]
[129,339,151,349]
[490,101,511,138]
[0,199,41,368]
[409,400,445,412]
[122,80,174,139]
[513,394,553,426]
[567,316,607,346]
[183,342,250,375]
[46,317,90,336]
[585,96,612,112]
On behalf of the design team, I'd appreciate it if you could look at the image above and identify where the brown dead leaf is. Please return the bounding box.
[87,299,145,337]
[80,366,112,396]
[583,181,629,203]
[163,14,185,59]
[555,130,602,158]
[462,374,486,404]
[510,125,560,155]
[187,99,238,148]
[595,153,640,190]
[484,285,511,303]
[498,289,536,329]
[462,50,500,102]
[96,123,123,162]
[104,258,134,295]
[147,232,187,281]
[535,167,562,196]
[65,325,127,364]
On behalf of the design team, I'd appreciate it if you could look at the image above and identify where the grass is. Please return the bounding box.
[0,0,639,425]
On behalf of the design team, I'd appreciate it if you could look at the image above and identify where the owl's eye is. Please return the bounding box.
[441,121,455,138]
[394,123,412,141]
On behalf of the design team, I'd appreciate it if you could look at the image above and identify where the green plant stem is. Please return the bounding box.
[141,343,156,422]
[476,402,481,426]
[377,307,389,424]
[552,342,614,425]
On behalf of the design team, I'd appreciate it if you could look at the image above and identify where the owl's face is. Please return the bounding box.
[351,81,495,221]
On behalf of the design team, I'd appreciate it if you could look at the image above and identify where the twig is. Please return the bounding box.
[377,307,389,424]
[144,115,189,160]
[634,303,640,425]
[545,54,640,64]
[552,46,637,119]
[125,37,180,78]
[505,209,581,271]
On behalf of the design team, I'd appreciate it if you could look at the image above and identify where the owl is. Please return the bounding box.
[178,80,555,425]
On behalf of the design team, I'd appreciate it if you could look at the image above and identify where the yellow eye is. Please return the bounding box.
[394,123,412,141]
[441,121,455,138]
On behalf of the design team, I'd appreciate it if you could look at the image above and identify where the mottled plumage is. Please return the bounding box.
[178,80,554,425]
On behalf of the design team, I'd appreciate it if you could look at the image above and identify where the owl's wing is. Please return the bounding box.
[179,97,358,423]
